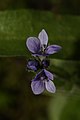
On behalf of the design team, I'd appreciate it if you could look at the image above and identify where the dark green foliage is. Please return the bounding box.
[0,9,80,60]
[0,1,80,120]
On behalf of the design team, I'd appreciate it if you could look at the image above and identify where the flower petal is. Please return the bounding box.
[45,80,56,93]
[31,80,44,95]
[34,69,44,80]
[44,69,53,80]
[26,37,40,53]
[38,29,48,46]
[45,45,62,55]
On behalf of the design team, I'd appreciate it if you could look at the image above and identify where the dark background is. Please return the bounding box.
[0,0,80,120]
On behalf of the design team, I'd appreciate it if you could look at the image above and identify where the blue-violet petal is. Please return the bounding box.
[38,29,48,46]
[44,69,53,80]
[45,45,62,55]
[31,80,44,95]
[45,80,56,93]
[26,37,40,53]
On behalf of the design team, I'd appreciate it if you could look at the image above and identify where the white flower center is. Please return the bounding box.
[41,77,44,80]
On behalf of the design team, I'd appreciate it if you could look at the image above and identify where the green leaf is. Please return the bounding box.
[60,88,80,120]
[50,59,80,89]
[48,88,80,120]
[0,9,80,59]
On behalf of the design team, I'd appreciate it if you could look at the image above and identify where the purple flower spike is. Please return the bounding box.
[31,69,56,95]
[26,29,61,95]
[27,60,39,71]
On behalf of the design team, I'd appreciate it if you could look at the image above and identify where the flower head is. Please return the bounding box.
[26,29,61,56]
[31,69,56,95]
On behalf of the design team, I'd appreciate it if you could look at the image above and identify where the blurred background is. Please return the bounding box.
[0,0,80,120]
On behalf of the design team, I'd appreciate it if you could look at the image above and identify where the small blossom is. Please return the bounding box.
[26,29,61,56]
[27,59,39,71]
[31,69,56,95]
[41,59,50,68]
[27,59,50,72]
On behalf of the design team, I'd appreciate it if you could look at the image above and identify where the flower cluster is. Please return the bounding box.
[26,29,61,95]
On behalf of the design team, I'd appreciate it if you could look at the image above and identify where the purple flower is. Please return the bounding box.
[27,59,49,72]
[27,59,39,71]
[26,29,61,56]
[31,69,56,95]
[42,59,50,68]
